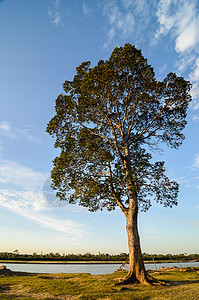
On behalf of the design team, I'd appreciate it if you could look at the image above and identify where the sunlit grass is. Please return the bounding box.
[0,269,199,299]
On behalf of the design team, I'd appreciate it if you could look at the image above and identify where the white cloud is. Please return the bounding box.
[0,190,83,237]
[0,121,44,144]
[103,1,135,49]
[83,3,92,16]
[193,155,199,168]
[158,63,168,75]
[155,0,199,111]
[189,58,199,82]
[155,0,199,52]
[190,220,199,226]
[102,0,150,49]
[0,121,16,139]
[175,54,195,74]
[0,140,2,154]
[122,0,148,15]
[155,0,198,47]
[17,126,44,144]
[0,160,86,238]
[48,0,63,26]
[192,114,199,121]
[0,160,48,206]
[175,19,198,53]
[0,121,11,132]
[122,0,132,9]
[174,52,199,114]
[189,58,199,110]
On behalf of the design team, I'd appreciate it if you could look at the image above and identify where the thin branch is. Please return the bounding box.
[134,103,168,142]
[109,119,125,162]
[127,97,147,138]
[73,115,114,146]
[137,124,165,143]
[96,97,125,162]
[121,84,134,131]
[93,171,109,180]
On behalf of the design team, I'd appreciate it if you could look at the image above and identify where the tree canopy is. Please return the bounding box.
[47,43,191,214]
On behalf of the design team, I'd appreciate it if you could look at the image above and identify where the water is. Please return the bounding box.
[1,261,199,275]
[145,261,199,271]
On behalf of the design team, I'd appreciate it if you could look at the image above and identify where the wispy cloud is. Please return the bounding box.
[192,114,199,121]
[83,3,93,16]
[175,54,195,74]
[17,125,44,144]
[0,140,2,154]
[0,160,86,238]
[48,0,63,26]
[193,154,199,168]
[0,122,11,132]
[0,121,16,139]
[103,0,134,49]
[102,0,150,49]
[0,160,46,190]
[189,58,199,110]
[190,220,199,226]
[158,63,168,75]
[0,121,44,144]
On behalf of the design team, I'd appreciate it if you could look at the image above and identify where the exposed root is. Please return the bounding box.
[116,276,139,285]
[115,271,148,286]
[115,272,170,286]
[147,275,170,286]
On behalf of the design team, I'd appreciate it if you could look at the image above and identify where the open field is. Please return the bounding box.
[0,267,199,299]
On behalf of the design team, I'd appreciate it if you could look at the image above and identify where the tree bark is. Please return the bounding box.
[118,206,168,286]
[117,144,152,284]
[117,183,157,285]
[121,204,149,284]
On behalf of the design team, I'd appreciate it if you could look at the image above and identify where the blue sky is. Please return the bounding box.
[0,0,199,255]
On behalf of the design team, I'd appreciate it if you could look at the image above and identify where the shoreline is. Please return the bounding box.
[0,259,198,265]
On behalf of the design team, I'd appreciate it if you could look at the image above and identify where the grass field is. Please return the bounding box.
[0,267,199,299]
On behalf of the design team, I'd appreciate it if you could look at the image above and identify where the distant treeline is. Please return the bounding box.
[0,252,199,262]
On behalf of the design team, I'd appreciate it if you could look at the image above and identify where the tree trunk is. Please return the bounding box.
[119,204,150,285]
[126,206,149,283]
[118,145,151,284]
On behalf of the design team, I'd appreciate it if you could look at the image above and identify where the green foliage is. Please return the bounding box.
[1,252,198,262]
[47,43,191,212]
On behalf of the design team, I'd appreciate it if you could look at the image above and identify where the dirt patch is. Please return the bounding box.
[0,283,77,299]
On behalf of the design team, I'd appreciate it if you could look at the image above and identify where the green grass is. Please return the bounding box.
[0,269,199,299]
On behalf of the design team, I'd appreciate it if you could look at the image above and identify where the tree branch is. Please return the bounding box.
[133,103,168,143]
[73,115,114,146]
[126,97,147,138]
[108,161,128,215]
[96,97,125,162]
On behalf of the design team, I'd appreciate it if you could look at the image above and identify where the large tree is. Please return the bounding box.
[47,44,191,284]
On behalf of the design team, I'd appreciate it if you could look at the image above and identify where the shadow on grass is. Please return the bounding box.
[0,284,22,299]
[0,270,39,277]
[0,295,23,299]
[167,279,199,287]
[0,283,12,292]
